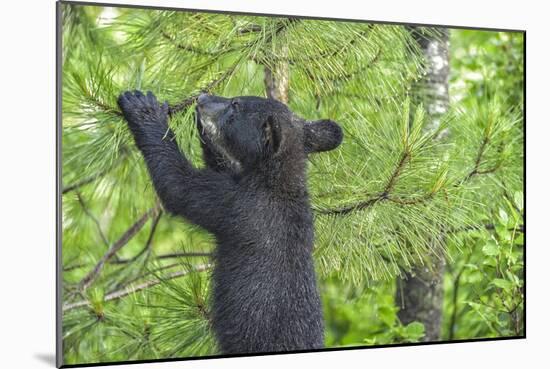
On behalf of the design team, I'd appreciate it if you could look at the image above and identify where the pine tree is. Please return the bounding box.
[60,3,524,364]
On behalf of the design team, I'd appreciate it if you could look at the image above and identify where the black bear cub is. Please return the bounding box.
[117,91,343,354]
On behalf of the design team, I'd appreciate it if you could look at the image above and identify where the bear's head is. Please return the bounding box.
[195,93,343,174]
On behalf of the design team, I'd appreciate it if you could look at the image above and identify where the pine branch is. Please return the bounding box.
[166,19,301,114]
[76,192,110,247]
[466,135,491,180]
[156,251,213,259]
[64,251,212,271]
[304,45,382,109]
[109,211,163,265]
[63,165,112,194]
[317,151,411,215]
[317,195,382,216]
[111,262,183,287]
[63,264,211,312]
[309,46,382,104]
[78,204,161,291]
[383,152,410,194]
[74,63,241,120]
[387,193,434,206]
[330,47,382,84]
[62,150,128,195]
[89,96,122,117]
[328,71,421,101]
[63,262,87,272]
[169,62,240,115]
[465,129,505,181]
[270,17,301,39]
[318,113,509,217]
[271,26,373,65]
[78,75,123,117]
[70,18,302,123]
[237,24,263,34]
[161,30,238,57]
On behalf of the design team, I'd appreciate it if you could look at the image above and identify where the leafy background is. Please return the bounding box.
[60,3,524,365]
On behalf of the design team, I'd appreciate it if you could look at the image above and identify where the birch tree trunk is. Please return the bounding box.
[395,27,450,342]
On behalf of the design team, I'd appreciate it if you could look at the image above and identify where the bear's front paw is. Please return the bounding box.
[117,90,169,127]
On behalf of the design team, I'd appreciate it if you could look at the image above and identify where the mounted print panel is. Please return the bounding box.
[57,1,525,367]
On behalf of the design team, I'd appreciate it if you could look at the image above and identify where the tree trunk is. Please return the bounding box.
[395,28,450,342]
[396,255,446,340]
[264,45,290,104]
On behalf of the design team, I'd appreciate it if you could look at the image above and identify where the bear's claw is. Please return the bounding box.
[117,90,169,126]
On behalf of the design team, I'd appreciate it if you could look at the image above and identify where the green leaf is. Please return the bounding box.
[513,233,524,245]
[498,208,509,225]
[514,191,524,211]
[492,278,514,291]
[505,271,521,286]
[378,305,396,327]
[363,337,377,345]
[482,241,499,256]
[404,322,425,340]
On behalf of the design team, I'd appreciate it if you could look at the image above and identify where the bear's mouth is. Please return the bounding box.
[199,115,219,137]
[196,111,242,172]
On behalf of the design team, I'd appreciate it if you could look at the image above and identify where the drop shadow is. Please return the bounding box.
[34,353,56,367]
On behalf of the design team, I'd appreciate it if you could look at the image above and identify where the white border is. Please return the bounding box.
[1,1,547,368]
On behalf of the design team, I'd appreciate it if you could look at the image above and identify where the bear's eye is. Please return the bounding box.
[231,99,240,109]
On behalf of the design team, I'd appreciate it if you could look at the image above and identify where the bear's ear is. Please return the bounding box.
[263,115,283,155]
[303,119,343,153]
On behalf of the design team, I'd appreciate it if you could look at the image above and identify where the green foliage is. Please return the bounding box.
[323,279,426,346]
[440,29,525,340]
[450,30,524,108]
[63,262,216,363]
[442,193,524,339]
[60,3,524,365]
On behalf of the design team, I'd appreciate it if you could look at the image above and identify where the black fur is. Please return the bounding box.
[117,91,343,354]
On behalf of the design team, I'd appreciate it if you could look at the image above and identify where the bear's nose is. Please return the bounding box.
[197,93,211,106]
[196,94,231,119]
